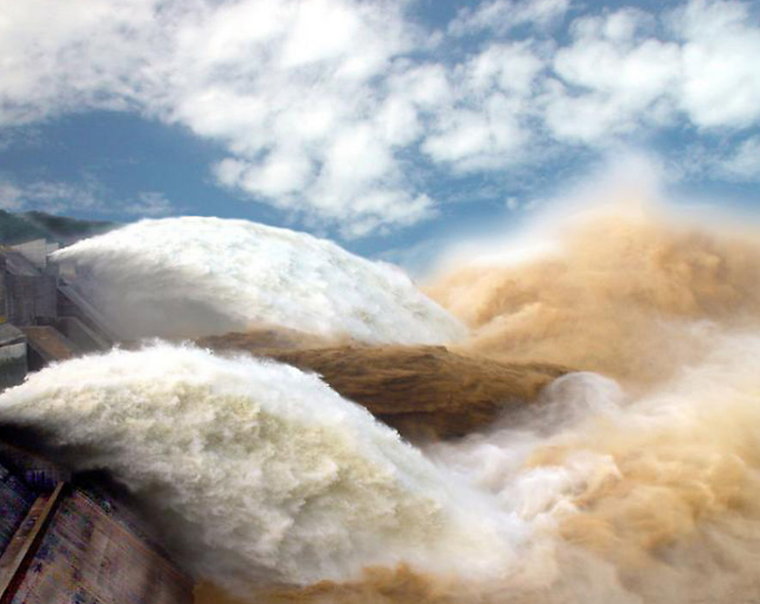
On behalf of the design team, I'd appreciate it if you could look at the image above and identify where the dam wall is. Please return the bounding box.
[0,239,116,387]
[0,326,26,392]
[0,443,194,604]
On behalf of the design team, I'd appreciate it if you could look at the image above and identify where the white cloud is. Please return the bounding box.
[423,111,494,163]
[0,179,101,214]
[1,0,760,237]
[466,42,545,96]
[422,96,528,170]
[0,0,160,125]
[719,136,760,179]
[0,176,175,217]
[545,10,681,142]
[159,0,428,234]
[0,180,25,210]
[386,63,454,111]
[123,191,176,216]
[375,96,422,147]
[242,152,314,199]
[0,0,428,234]
[280,0,364,68]
[448,0,571,37]
[675,0,760,128]
[541,0,760,143]
[420,42,543,170]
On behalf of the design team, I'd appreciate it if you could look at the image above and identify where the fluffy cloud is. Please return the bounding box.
[156,0,430,235]
[545,10,681,142]
[0,180,25,210]
[0,0,160,125]
[544,1,760,142]
[421,42,544,171]
[1,0,759,235]
[448,0,571,36]
[719,136,760,179]
[676,0,760,128]
[123,191,176,217]
[0,179,102,213]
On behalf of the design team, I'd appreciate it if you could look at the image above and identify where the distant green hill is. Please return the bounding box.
[0,211,116,246]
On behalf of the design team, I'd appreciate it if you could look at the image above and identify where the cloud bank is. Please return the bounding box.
[1,0,759,234]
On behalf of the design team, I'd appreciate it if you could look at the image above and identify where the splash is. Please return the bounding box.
[196,340,570,441]
[52,217,465,344]
[421,333,760,603]
[199,334,760,604]
[0,344,517,595]
[4,338,760,604]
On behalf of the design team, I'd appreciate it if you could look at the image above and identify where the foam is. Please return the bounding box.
[52,217,465,343]
[0,344,515,594]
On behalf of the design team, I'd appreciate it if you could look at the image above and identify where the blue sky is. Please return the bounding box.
[1,0,759,265]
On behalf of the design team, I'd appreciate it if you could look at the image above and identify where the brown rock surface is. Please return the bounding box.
[198,332,570,440]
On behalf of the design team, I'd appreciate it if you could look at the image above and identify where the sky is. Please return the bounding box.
[1,0,759,266]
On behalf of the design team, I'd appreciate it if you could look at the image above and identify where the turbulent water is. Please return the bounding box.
[0,344,517,592]
[51,217,465,343]
[4,204,760,603]
[429,203,760,389]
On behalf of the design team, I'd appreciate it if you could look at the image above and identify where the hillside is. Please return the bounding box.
[0,210,115,246]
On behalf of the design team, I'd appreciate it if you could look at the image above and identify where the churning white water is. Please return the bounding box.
[51,217,465,343]
[4,334,760,604]
[0,344,518,595]
[421,331,760,604]
[7,205,760,604]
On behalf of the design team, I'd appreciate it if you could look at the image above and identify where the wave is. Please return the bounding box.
[52,217,465,344]
[0,344,516,596]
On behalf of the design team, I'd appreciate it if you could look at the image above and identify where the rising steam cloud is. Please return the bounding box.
[52,217,465,344]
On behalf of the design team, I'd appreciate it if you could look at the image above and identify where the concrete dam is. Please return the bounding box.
[0,239,194,603]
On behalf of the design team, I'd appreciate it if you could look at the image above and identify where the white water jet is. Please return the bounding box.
[52,217,466,343]
[0,343,516,595]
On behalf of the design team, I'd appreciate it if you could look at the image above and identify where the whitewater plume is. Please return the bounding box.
[52,217,465,343]
[190,330,760,604]
[429,203,760,387]
[0,344,517,596]
[423,331,760,604]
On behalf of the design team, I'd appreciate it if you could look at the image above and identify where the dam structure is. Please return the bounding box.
[0,239,194,603]
[0,238,116,388]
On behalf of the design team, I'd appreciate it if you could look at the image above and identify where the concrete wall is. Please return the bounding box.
[8,489,194,604]
[0,274,57,326]
[0,248,58,327]
[0,324,27,391]
[0,342,27,391]
[55,316,110,353]
[0,462,34,554]
[0,445,194,604]
[8,240,57,270]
